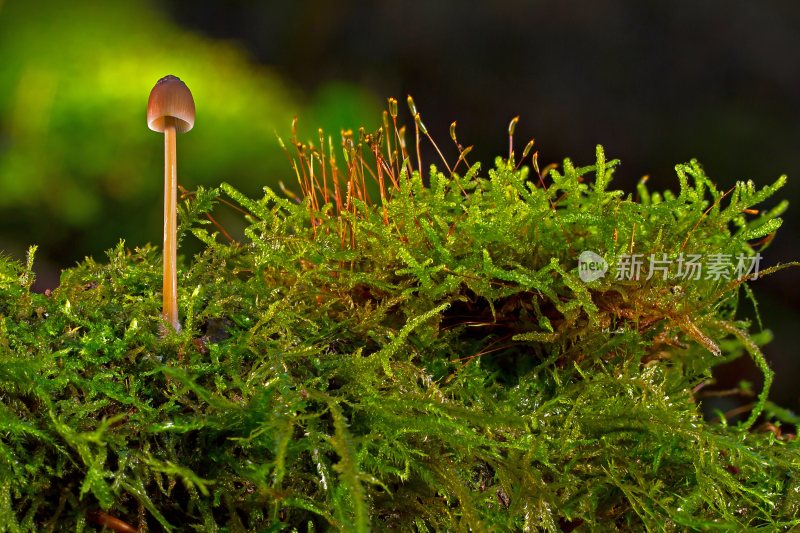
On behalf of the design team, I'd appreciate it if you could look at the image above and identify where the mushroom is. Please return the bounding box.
[147,75,195,331]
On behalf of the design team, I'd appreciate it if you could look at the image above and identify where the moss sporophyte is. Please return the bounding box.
[0,95,797,531]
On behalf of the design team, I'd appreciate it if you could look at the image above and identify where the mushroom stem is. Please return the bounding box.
[163,117,179,331]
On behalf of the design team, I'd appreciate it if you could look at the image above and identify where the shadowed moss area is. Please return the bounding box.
[0,111,798,531]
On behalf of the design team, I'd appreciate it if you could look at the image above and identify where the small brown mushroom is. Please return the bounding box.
[147,75,195,331]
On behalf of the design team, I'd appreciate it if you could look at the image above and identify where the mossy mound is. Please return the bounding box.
[0,115,798,531]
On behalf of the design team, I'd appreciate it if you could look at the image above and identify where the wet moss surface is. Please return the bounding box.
[0,110,798,531]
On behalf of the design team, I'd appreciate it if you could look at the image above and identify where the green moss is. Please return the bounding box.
[0,107,798,531]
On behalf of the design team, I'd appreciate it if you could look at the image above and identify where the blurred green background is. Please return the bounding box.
[0,0,798,413]
[0,0,381,285]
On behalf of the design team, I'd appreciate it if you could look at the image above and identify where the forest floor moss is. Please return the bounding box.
[0,107,798,531]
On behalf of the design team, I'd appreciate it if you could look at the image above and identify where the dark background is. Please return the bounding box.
[1,0,798,414]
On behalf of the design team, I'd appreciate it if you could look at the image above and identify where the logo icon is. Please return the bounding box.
[578,250,608,282]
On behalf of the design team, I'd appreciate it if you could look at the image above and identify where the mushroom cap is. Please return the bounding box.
[147,75,195,133]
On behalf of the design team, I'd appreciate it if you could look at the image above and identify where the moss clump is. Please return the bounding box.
[0,106,798,531]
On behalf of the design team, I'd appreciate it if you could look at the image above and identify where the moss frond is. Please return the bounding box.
[0,103,797,531]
